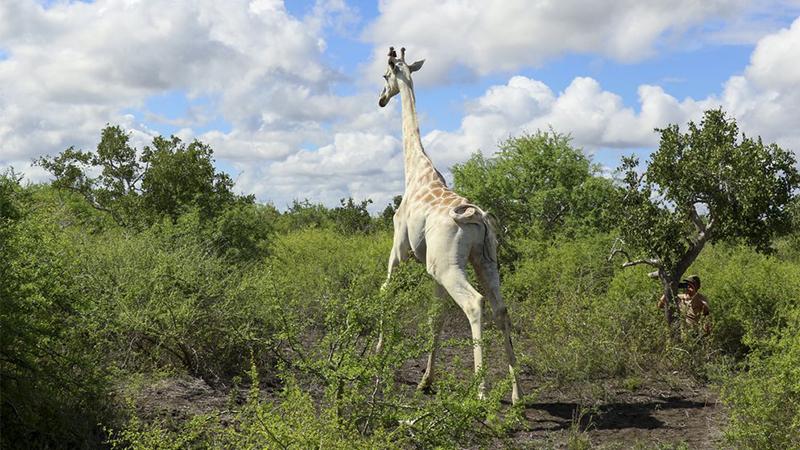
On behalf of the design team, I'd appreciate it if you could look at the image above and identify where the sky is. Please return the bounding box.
[1,0,799,211]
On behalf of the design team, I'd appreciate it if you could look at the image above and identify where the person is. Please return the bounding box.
[657,275,711,334]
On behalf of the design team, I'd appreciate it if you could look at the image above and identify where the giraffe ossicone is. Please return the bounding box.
[378,46,522,404]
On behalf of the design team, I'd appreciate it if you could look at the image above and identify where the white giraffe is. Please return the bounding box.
[378,47,522,404]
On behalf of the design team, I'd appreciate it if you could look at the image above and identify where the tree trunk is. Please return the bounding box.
[658,269,679,326]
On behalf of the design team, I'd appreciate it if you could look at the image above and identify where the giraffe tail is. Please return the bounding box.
[449,205,498,263]
[480,211,499,264]
[448,204,482,223]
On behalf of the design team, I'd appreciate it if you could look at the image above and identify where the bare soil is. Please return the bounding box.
[134,310,725,449]
[136,374,723,449]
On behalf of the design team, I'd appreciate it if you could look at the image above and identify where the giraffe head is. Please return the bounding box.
[378,46,425,107]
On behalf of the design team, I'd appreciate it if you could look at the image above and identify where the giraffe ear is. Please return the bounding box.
[408,59,425,73]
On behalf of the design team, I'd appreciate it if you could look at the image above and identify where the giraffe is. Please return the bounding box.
[378,47,522,404]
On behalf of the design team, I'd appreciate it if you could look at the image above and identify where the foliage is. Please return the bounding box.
[506,235,667,382]
[37,125,252,228]
[452,130,616,264]
[140,135,251,223]
[722,308,800,448]
[75,220,276,383]
[379,195,403,230]
[1,174,112,448]
[276,197,380,235]
[613,109,800,324]
[6,116,800,447]
[330,197,375,234]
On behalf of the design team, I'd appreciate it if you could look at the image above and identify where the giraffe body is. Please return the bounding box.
[378,47,522,404]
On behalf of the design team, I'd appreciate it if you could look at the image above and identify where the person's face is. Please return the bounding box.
[686,283,697,295]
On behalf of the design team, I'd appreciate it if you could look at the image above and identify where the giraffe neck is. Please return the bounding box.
[398,78,442,189]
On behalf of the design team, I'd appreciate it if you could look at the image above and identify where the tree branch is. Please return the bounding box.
[608,238,663,269]
[622,258,663,268]
[688,204,706,234]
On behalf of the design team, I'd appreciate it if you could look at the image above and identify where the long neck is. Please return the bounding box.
[398,79,439,188]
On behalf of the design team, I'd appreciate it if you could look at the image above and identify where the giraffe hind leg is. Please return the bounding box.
[474,258,523,404]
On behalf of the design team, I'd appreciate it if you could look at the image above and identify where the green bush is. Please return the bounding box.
[1,175,113,448]
[76,222,273,383]
[689,244,800,359]
[722,308,800,448]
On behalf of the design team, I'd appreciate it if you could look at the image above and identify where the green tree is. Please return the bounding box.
[330,197,374,234]
[140,135,252,223]
[277,199,333,232]
[36,125,142,226]
[379,195,403,230]
[37,125,252,227]
[611,109,800,325]
[1,173,112,447]
[452,131,615,263]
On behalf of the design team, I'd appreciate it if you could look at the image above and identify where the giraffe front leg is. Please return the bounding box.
[376,247,404,353]
[418,284,446,392]
[435,267,486,401]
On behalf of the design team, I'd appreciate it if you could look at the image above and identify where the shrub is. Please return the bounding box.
[1,175,113,448]
[76,223,274,384]
[722,308,800,448]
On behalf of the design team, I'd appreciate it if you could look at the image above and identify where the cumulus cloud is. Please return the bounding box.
[422,16,800,171]
[233,131,404,208]
[1,1,797,212]
[363,0,758,84]
[422,77,712,170]
[0,0,347,170]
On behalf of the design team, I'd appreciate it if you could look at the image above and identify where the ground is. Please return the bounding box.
[134,373,722,449]
[133,310,725,449]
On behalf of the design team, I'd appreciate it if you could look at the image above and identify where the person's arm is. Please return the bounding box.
[657,294,666,309]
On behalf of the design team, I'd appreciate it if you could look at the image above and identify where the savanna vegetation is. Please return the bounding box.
[2,109,799,449]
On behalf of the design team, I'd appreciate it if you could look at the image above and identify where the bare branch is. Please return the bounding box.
[609,237,663,269]
[622,259,662,268]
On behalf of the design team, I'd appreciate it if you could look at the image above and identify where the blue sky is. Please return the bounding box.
[1,1,799,210]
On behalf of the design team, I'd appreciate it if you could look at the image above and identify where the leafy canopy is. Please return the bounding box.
[37,125,253,227]
[616,108,799,276]
[452,131,615,264]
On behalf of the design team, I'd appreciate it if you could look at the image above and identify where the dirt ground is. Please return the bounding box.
[136,373,723,449]
[509,379,723,448]
[394,309,725,449]
[134,311,725,449]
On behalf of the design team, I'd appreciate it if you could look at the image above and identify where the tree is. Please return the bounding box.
[611,109,800,326]
[379,195,403,230]
[140,135,251,223]
[37,125,251,227]
[330,197,374,235]
[36,125,142,226]
[452,130,616,264]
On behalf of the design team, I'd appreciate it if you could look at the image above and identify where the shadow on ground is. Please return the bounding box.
[525,395,710,432]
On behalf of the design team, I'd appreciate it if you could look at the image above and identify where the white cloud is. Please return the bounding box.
[422,77,713,171]
[1,1,797,213]
[363,0,758,84]
[422,16,800,172]
[233,131,404,209]
[0,0,342,165]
